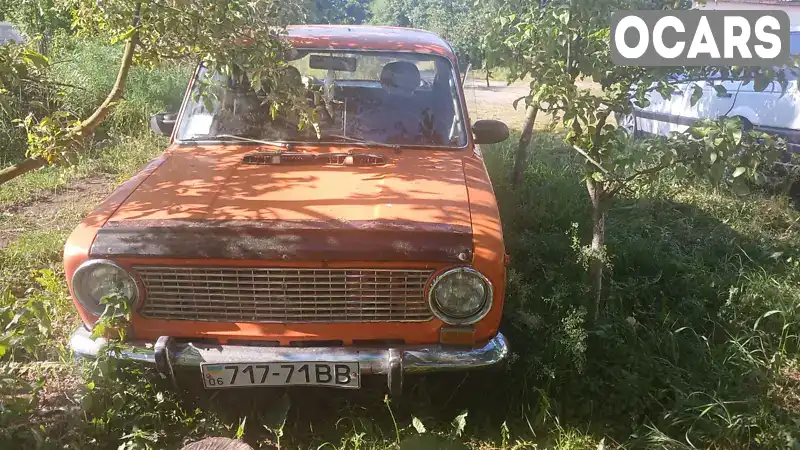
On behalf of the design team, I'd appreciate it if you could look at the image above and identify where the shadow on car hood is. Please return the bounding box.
[94,145,474,262]
[108,145,471,227]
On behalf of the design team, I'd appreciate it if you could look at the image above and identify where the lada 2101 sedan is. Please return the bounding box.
[66,25,510,395]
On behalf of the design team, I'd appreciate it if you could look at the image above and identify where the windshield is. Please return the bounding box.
[175,51,468,147]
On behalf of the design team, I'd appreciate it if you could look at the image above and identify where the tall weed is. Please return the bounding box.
[50,37,190,137]
[482,134,800,447]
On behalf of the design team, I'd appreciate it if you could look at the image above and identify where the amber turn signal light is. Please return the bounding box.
[439,326,476,346]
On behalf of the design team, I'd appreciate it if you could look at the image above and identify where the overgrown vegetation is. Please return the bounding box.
[370,0,505,81]
[0,35,187,204]
[2,3,799,449]
[2,125,798,448]
[0,0,315,186]
[495,0,800,319]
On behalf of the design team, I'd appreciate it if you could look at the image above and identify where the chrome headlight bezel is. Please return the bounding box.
[71,259,140,316]
[428,267,493,325]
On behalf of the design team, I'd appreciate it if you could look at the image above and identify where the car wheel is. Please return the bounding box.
[734,116,754,131]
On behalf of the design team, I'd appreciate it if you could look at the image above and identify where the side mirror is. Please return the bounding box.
[472,119,509,145]
[150,112,177,136]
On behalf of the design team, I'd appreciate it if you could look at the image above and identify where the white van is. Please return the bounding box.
[622,32,800,157]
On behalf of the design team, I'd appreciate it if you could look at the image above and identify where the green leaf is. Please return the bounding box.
[81,393,92,411]
[709,152,718,164]
[710,163,724,184]
[111,26,138,44]
[713,84,727,97]
[691,84,703,107]
[732,167,747,178]
[753,75,770,92]
[235,416,247,440]
[754,309,783,330]
[731,127,743,145]
[22,51,49,69]
[731,178,750,195]
[452,410,468,437]
[412,417,427,434]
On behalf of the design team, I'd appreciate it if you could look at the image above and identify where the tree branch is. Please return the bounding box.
[572,144,609,176]
[0,1,142,188]
[76,1,141,134]
[607,156,695,198]
[0,158,48,185]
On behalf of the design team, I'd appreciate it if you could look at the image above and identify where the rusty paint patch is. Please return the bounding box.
[90,219,472,262]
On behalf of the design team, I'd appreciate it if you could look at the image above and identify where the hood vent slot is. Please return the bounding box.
[243,152,386,166]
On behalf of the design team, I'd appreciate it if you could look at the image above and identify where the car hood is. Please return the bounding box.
[108,145,470,225]
[94,145,474,262]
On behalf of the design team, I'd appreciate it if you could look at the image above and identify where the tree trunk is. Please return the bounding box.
[0,4,141,187]
[586,177,607,321]
[485,69,490,88]
[76,12,140,134]
[511,105,538,187]
[0,158,48,185]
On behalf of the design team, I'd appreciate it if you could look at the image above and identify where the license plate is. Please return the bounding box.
[200,362,360,389]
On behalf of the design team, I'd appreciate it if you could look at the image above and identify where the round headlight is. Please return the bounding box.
[428,267,492,325]
[72,260,138,316]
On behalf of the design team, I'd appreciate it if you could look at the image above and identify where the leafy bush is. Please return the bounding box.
[50,37,191,137]
[0,41,57,166]
[0,269,71,447]
[482,134,800,447]
[0,36,189,167]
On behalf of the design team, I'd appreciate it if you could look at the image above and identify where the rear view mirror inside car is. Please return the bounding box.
[309,55,357,72]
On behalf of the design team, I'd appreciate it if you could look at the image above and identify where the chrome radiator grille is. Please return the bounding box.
[135,266,435,323]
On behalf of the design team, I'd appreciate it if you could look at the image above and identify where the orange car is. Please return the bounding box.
[66,25,509,395]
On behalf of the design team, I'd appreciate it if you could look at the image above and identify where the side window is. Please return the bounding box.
[416,61,436,88]
[791,32,800,55]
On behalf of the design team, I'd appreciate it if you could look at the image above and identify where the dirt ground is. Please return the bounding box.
[464,75,606,131]
[464,77,535,130]
[0,176,114,248]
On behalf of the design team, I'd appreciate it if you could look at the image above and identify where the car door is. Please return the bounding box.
[664,77,692,134]
[632,74,685,136]
[683,73,740,127]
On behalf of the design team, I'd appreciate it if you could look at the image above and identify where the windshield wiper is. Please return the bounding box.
[180,134,291,149]
[322,135,400,151]
[215,134,291,148]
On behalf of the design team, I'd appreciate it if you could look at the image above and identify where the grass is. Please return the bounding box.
[0,133,168,206]
[1,130,798,449]
[0,36,188,206]
[1,38,799,449]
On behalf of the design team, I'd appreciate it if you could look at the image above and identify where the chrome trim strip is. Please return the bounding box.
[69,327,509,374]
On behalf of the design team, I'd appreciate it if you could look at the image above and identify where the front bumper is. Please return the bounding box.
[69,327,509,392]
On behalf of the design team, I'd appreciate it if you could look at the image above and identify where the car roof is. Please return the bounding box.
[286,25,457,62]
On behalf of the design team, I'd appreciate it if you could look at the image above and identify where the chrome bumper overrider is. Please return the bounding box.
[69,327,509,393]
